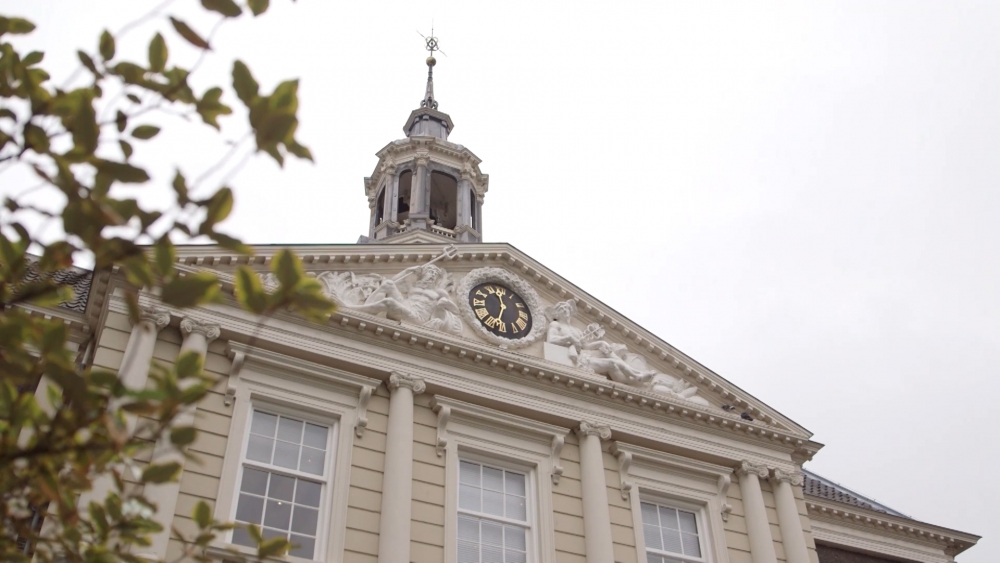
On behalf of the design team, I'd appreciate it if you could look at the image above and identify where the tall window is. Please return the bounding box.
[231,408,330,560]
[641,501,704,563]
[457,460,530,563]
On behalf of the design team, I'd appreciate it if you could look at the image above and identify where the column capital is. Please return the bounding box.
[770,467,805,487]
[388,372,426,395]
[135,306,171,330]
[415,156,429,167]
[736,460,770,479]
[179,317,221,342]
[576,421,612,440]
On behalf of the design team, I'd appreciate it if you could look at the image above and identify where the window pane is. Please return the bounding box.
[291,506,319,535]
[682,532,701,557]
[273,440,300,470]
[504,525,526,551]
[659,506,679,530]
[251,411,278,437]
[263,499,292,530]
[481,520,503,547]
[505,472,525,497]
[232,526,254,548]
[289,534,315,559]
[662,528,683,554]
[457,540,479,563]
[262,527,285,541]
[505,494,526,521]
[235,493,264,524]
[645,554,664,563]
[303,423,328,449]
[678,510,698,534]
[246,435,274,464]
[277,417,303,444]
[268,473,295,502]
[460,461,481,486]
[240,468,269,495]
[482,466,504,492]
[483,489,504,517]
[506,550,526,563]
[295,480,322,507]
[460,484,481,512]
[458,515,480,542]
[300,446,325,475]
[482,544,503,563]
[644,524,662,550]
[641,502,659,525]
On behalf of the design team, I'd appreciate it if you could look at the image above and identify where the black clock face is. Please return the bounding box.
[468,282,532,339]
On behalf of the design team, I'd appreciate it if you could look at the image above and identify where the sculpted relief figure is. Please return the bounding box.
[544,300,711,407]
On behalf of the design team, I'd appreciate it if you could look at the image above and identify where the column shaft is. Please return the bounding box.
[772,470,810,563]
[737,461,778,563]
[577,422,615,563]
[142,318,219,560]
[377,373,425,563]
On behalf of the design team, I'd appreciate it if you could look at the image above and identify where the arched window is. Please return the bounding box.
[397,170,412,222]
[429,171,458,230]
[375,188,385,225]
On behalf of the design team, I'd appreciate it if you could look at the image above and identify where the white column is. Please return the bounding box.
[377,372,425,563]
[736,461,778,563]
[78,306,170,509]
[577,421,615,563]
[141,318,220,560]
[409,157,429,230]
[771,468,810,563]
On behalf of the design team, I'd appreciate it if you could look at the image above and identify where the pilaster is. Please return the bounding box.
[736,460,778,563]
[576,421,615,563]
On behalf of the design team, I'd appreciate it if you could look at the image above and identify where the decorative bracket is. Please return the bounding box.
[718,474,733,522]
[550,435,565,484]
[614,448,633,500]
[355,385,374,438]
[224,350,245,407]
[432,401,451,457]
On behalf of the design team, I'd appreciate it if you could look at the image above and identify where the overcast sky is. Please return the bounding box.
[6,0,997,559]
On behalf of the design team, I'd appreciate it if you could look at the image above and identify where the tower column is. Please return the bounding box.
[577,421,615,563]
[141,318,220,560]
[409,157,429,230]
[377,372,426,563]
[771,469,810,563]
[736,461,778,563]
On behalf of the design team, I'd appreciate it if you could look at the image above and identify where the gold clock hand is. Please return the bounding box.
[498,295,507,317]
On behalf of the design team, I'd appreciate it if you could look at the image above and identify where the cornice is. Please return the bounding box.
[806,498,980,557]
[165,242,816,446]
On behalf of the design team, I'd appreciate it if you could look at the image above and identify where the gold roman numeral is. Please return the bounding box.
[494,286,506,297]
[518,311,528,321]
[515,318,527,331]
[484,286,496,294]
[473,298,485,307]
[485,316,499,328]
[475,308,489,320]
[476,290,487,298]
[515,302,524,309]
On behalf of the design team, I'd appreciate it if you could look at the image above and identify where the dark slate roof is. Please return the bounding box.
[22,264,93,313]
[803,470,910,518]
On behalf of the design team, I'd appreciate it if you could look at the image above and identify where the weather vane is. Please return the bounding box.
[417,25,446,58]
[417,25,444,110]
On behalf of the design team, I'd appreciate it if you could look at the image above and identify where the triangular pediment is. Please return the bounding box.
[172,242,816,450]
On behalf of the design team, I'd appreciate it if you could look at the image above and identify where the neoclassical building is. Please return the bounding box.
[49,47,980,563]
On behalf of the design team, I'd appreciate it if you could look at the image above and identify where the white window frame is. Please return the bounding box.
[433,396,568,563]
[456,454,536,563]
[612,442,731,563]
[211,346,379,563]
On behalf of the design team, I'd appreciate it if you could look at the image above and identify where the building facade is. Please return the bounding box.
[49,50,980,563]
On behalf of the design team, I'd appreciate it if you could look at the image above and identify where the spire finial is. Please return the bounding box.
[418,26,444,110]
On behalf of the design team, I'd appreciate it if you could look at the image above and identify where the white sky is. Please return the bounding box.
[6,0,997,559]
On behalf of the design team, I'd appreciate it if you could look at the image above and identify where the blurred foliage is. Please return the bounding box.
[0,1,334,562]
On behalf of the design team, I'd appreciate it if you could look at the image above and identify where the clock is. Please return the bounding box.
[468,282,533,339]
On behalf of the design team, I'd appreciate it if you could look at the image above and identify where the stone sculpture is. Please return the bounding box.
[543,300,710,407]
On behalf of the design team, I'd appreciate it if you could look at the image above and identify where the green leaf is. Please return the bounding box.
[231,60,258,106]
[142,462,181,484]
[6,17,36,34]
[175,351,203,378]
[154,237,175,278]
[201,0,242,17]
[119,139,133,159]
[287,140,314,162]
[160,272,219,308]
[169,17,211,50]
[94,160,150,183]
[23,51,43,66]
[148,32,168,72]
[77,50,99,76]
[99,29,115,60]
[195,87,232,129]
[210,232,251,254]
[246,523,263,544]
[193,501,212,528]
[170,425,197,447]
[248,0,270,16]
[172,170,190,204]
[116,110,127,132]
[258,537,291,558]
[24,123,49,152]
[203,187,233,228]
[235,266,267,313]
[126,93,141,104]
[272,249,302,290]
[131,125,160,140]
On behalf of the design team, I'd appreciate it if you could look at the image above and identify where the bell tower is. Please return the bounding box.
[362,34,489,244]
